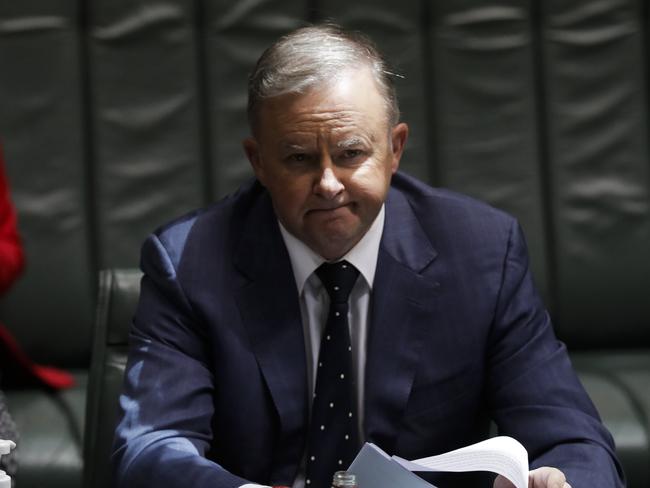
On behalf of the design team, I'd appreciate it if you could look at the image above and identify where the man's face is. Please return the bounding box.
[244,68,408,260]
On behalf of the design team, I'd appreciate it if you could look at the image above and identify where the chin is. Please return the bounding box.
[313,232,362,260]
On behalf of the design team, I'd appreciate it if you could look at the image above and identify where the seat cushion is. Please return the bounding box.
[572,351,650,488]
[5,371,86,488]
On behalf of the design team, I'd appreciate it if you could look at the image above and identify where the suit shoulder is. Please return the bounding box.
[388,172,524,276]
[146,178,264,268]
[391,171,515,226]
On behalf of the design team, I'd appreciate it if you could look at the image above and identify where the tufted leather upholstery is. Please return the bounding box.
[1,1,649,487]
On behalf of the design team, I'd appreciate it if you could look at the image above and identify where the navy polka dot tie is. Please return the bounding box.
[305,260,360,488]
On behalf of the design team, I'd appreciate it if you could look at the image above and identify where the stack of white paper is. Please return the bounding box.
[348,436,528,488]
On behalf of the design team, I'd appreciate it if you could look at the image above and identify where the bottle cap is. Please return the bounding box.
[332,471,357,488]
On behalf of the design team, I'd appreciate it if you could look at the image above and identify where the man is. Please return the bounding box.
[113,25,624,488]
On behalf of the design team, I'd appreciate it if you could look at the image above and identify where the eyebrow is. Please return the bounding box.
[282,143,309,151]
[336,137,366,149]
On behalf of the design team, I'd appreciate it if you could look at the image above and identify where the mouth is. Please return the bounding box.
[307,203,352,215]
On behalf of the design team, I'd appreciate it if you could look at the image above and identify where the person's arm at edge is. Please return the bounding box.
[112,233,255,488]
[487,219,624,488]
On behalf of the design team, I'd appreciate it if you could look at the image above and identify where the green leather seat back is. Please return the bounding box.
[0,1,94,367]
[83,269,141,488]
[3,1,649,367]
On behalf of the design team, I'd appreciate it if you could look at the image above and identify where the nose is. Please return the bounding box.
[314,166,344,199]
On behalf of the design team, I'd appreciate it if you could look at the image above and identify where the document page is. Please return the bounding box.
[349,443,437,488]
[392,436,528,488]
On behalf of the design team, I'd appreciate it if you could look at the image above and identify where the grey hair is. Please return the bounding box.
[247,24,401,132]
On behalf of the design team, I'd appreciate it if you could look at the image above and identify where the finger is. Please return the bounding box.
[529,467,567,488]
[493,474,516,488]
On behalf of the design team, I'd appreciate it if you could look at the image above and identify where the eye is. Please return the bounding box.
[342,149,363,159]
[286,153,310,163]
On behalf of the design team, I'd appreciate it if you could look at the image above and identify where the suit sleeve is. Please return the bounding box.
[112,233,251,488]
[486,219,625,487]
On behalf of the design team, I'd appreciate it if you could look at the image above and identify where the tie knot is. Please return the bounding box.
[316,260,359,304]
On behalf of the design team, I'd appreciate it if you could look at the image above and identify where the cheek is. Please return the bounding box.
[269,178,310,213]
[349,162,392,202]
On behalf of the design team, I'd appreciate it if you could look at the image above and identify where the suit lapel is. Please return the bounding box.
[365,187,440,453]
[234,189,307,482]
[231,183,440,464]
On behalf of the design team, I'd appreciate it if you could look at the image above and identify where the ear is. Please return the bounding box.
[243,137,265,183]
[389,122,409,174]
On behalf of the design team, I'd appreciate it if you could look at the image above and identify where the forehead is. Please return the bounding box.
[255,68,389,142]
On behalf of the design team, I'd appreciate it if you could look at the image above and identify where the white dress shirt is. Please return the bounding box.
[240,206,385,488]
[278,205,384,488]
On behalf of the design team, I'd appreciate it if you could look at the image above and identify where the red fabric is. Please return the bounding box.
[0,142,74,390]
[0,322,75,389]
[0,144,25,294]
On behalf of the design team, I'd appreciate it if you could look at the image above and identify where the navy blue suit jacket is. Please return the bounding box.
[113,172,623,488]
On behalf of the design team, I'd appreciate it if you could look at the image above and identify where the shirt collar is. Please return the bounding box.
[279,205,385,294]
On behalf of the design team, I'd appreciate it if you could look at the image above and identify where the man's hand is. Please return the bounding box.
[494,467,571,488]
